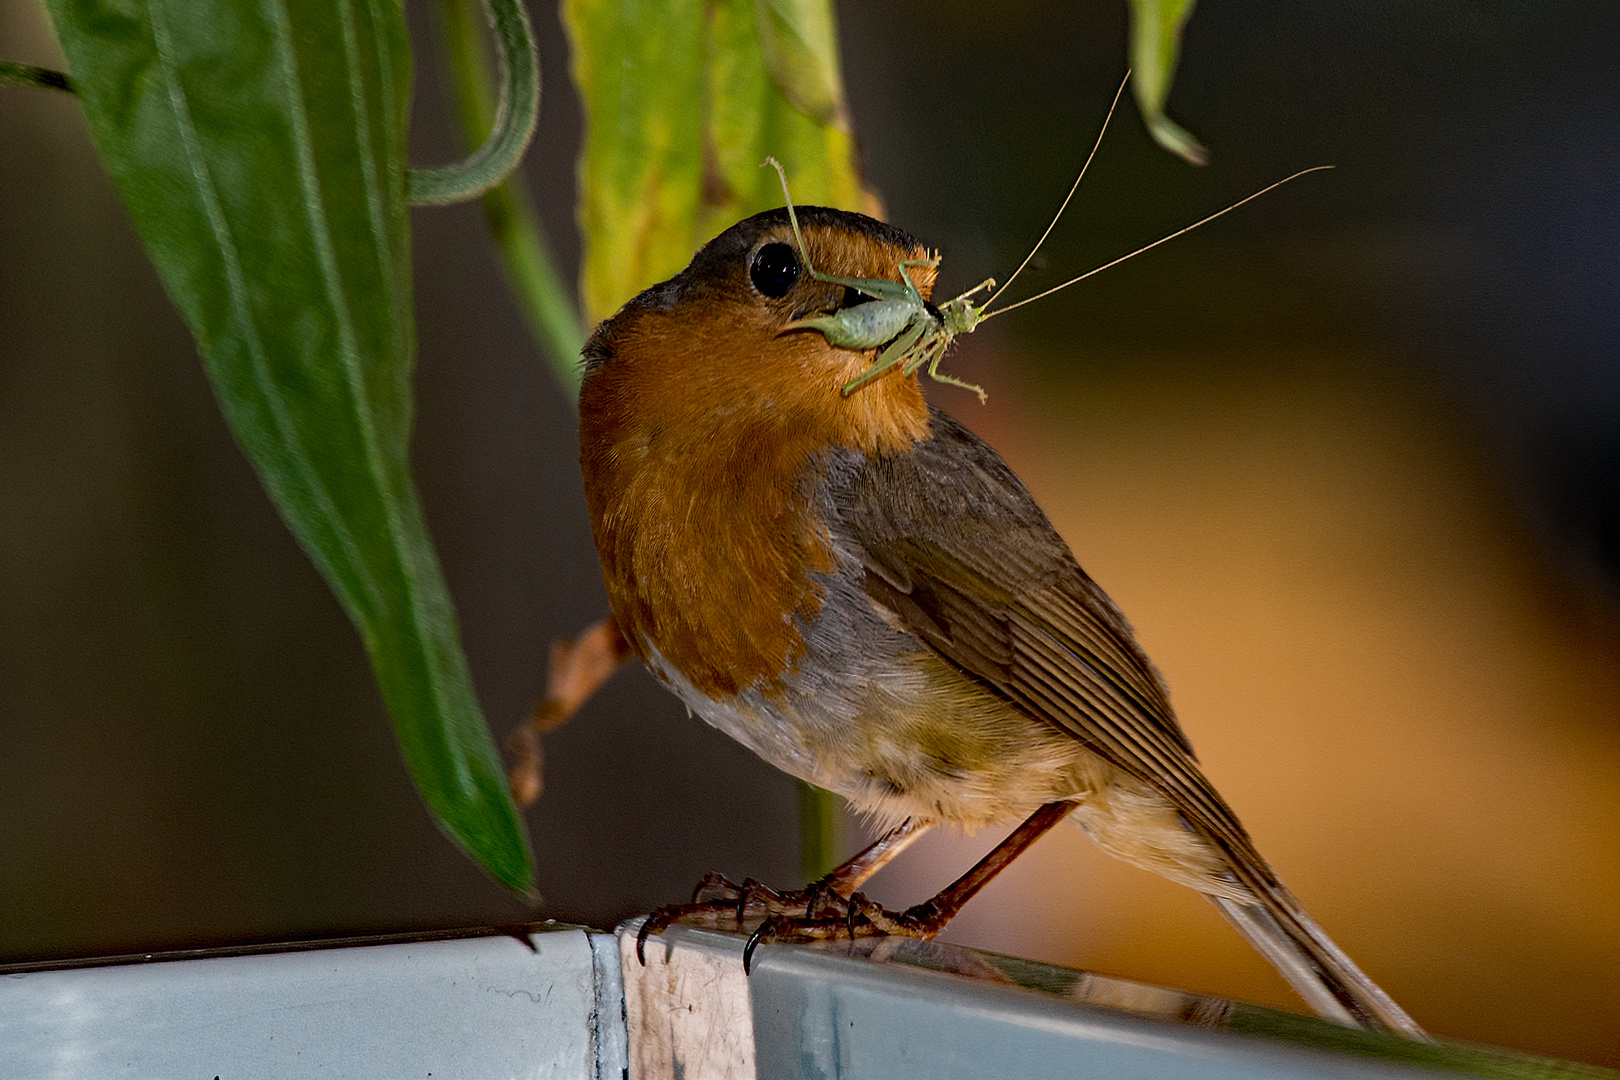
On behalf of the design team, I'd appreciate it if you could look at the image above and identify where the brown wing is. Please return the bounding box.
[827,411,1432,1035]
[828,407,1263,865]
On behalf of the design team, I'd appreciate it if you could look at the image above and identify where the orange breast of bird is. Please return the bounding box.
[577,215,934,702]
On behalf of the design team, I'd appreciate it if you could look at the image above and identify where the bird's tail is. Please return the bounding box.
[1211,889,1428,1040]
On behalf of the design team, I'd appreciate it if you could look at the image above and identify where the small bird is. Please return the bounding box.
[557,200,1426,1038]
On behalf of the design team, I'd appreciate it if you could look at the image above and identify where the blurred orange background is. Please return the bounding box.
[868,342,1620,1063]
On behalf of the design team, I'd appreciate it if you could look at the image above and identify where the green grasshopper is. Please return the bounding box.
[765,155,996,403]
[765,79,1329,403]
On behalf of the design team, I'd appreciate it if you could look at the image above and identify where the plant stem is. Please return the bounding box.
[410,0,540,205]
[799,782,842,880]
[432,0,586,391]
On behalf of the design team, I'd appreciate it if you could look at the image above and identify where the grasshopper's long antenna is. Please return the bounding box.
[981,165,1335,323]
[983,73,1131,313]
[764,157,822,278]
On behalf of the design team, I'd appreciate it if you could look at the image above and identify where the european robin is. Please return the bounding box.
[527,200,1425,1038]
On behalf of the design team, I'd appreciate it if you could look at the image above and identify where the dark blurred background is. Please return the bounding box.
[3,0,1618,1066]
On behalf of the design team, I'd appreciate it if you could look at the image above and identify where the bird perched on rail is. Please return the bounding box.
[521,199,1426,1039]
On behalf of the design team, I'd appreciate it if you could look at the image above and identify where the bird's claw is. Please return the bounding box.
[635,873,936,972]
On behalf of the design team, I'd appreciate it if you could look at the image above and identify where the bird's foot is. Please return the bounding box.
[636,872,941,972]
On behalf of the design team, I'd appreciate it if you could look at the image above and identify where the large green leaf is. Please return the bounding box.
[46,0,533,892]
[566,0,864,324]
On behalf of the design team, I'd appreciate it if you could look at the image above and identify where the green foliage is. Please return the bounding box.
[566,0,865,324]
[44,0,533,892]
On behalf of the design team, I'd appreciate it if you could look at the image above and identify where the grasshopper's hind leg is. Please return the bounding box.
[842,318,930,395]
[915,336,987,403]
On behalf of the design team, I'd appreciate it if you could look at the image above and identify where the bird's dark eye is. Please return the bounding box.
[750,242,801,298]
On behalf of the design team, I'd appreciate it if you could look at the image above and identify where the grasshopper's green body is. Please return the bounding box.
[767,159,993,402]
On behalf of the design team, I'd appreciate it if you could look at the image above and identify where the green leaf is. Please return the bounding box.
[46,0,534,892]
[565,0,864,324]
[753,0,846,127]
[1128,0,1208,165]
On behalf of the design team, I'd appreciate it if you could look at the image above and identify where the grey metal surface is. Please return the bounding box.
[639,926,1600,1080]
[3,919,1606,1080]
[751,944,1410,1080]
[0,925,610,1079]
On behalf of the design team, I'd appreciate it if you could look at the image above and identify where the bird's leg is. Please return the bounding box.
[741,800,1078,968]
[864,800,1077,935]
[688,817,929,906]
[506,615,632,807]
[813,816,932,896]
[636,819,931,964]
